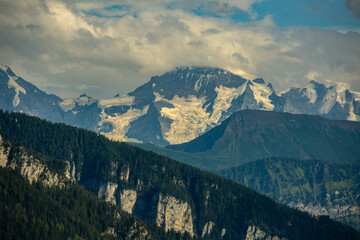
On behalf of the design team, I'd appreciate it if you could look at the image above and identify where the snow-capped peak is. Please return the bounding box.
[0,64,9,72]
[0,64,16,77]
[303,81,318,104]
[249,79,275,110]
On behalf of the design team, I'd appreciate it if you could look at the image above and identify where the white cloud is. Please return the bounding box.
[0,0,359,99]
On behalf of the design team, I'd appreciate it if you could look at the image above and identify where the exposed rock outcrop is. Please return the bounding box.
[65,161,76,182]
[0,135,8,167]
[126,221,150,240]
[120,165,130,181]
[120,189,137,214]
[155,193,194,236]
[245,226,286,240]
[221,228,226,238]
[202,221,215,237]
[0,134,70,187]
[98,182,118,205]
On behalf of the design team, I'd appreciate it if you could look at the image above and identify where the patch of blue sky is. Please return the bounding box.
[246,0,360,29]
[104,5,130,12]
[81,5,131,19]
[185,0,359,30]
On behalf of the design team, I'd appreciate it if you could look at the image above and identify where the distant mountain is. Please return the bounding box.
[0,64,64,122]
[1,110,359,239]
[97,67,281,146]
[0,65,101,130]
[160,110,360,170]
[1,64,360,146]
[217,158,360,231]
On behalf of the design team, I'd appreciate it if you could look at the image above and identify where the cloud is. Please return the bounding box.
[0,0,359,99]
[346,0,360,20]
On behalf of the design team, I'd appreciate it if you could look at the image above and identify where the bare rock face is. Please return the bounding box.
[65,161,76,182]
[0,134,69,187]
[202,221,215,237]
[0,135,8,167]
[119,189,137,214]
[245,226,286,240]
[285,198,360,221]
[221,228,226,238]
[155,193,194,236]
[126,220,150,240]
[120,165,130,182]
[98,182,118,205]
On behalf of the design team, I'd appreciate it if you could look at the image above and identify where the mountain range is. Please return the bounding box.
[1,64,360,146]
[2,63,360,236]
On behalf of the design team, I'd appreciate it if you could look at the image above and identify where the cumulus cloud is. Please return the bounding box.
[0,0,359,99]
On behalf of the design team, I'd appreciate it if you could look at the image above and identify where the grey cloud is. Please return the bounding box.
[1,0,360,100]
[232,53,249,65]
[202,28,221,34]
[346,0,360,20]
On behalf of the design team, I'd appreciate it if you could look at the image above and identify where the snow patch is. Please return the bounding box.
[99,106,148,142]
[249,81,274,110]
[98,95,134,108]
[60,98,75,112]
[77,95,97,106]
[194,74,214,91]
[279,88,291,95]
[159,95,210,144]
[7,75,26,107]
[60,95,97,112]
[319,89,337,114]
[0,64,9,73]
[334,85,347,107]
[347,102,359,121]
[352,91,360,101]
[210,84,247,123]
[304,83,317,104]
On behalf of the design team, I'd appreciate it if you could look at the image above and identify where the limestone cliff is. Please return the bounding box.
[98,182,118,205]
[155,193,194,236]
[94,180,194,236]
[0,134,70,187]
[120,189,137,214]
[245,225,287,240]
[202,221,215,237]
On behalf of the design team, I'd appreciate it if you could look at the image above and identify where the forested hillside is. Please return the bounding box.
[217,158,360,231]
[0,110,359,239]
[0,167,190,240]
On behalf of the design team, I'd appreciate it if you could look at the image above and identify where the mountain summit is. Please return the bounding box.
[1,65,360,146]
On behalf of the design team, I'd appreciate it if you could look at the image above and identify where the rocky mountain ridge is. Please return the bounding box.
[1,64,360,146]
[164,110,360,169]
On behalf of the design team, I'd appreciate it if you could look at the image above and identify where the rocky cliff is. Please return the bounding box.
[0,134,72,187]
[245,226,287,240]
[96,181,194,236]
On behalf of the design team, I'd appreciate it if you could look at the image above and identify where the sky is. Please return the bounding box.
[0,0,359,99]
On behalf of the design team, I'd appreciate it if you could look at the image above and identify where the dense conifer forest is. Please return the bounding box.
[0,110,359,239]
